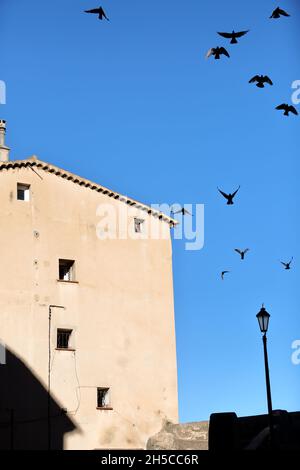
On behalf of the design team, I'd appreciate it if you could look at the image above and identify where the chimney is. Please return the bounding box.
[0,120,10,162]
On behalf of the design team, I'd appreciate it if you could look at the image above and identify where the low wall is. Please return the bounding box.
[146,421,209,450]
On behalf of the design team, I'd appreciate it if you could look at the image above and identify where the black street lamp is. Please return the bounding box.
[256,305,275,448]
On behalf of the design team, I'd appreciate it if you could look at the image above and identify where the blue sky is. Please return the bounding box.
[1,0,299,422]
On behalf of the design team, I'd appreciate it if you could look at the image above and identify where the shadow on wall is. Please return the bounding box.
[0,347,77,450]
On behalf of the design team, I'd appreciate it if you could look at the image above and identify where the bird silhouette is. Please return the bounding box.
[235,248,249,260]
[270,7,290,19]
[206,47,230,60]
[249,75,273,88]
[85,6,109,20]
[221,271,229,280]
[280,257,293,270]
[276,104,298,116]
[171,207,192,216]
[218,186,240,205]
[217,30,249,44]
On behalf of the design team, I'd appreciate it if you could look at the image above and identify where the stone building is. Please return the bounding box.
[0,120,178,450]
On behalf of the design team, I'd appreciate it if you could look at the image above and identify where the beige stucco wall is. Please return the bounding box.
[0,164,178,449]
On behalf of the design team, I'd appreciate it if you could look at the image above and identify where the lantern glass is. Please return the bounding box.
[256,307,270,333]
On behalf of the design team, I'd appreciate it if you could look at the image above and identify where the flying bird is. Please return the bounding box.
[280,257,293,270]
[171,207,192,216]
[235,248,250,260]
[276,104,298,116]
[206,47,230,60]
[84,6,109,20]
[221,271,229,280]
[217,30,249,44]
[270,7,290,19]
[218,186,240,205]
[249,75,273,88]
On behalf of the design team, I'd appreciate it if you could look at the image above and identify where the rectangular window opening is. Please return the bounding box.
[134,218,145,233]
[97,388,111,409]
[57,329,72,349]
[59,259,75,281]
[17,183,30,201]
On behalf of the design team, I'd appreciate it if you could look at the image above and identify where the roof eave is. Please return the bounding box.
[0,156,178,227]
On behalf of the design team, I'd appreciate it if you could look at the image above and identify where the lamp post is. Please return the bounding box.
[256,305,275,448]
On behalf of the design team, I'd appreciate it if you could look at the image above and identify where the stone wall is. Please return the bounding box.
[146,421,209,450]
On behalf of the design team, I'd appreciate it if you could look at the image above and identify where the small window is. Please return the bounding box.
[97,388,111,409]
[17,183,30,201]
[57,329,72,349]
[134,218,144,233]
[59,259,75,281]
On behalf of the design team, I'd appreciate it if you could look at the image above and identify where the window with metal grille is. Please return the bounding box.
[59,259,75,281]
[134,218,144,233]
[17,183,30,201]
[97,388,110,408]
[57,329,72,349]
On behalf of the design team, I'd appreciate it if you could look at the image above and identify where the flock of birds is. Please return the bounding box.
[84,5,297,118]
[215,7,294,278]
[206,6,298,117]
[84,5,295,278]
[171,185,294,280]
[172,6,295,279]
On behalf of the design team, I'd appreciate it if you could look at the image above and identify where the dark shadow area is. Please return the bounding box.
[0,348,76,450]
[209,410,300,450]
